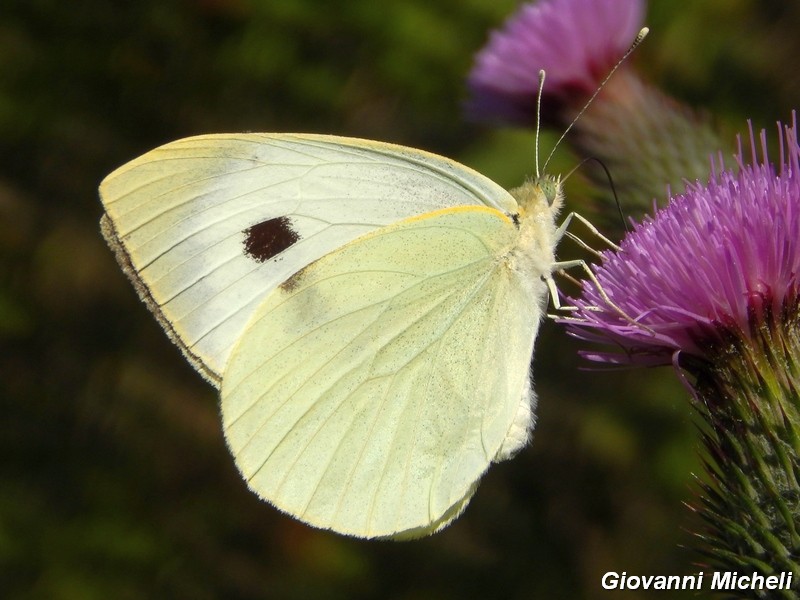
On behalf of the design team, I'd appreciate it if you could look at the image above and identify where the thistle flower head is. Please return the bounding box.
[466,0,645,125]
[564,118,800,580]
[565,117,800,367]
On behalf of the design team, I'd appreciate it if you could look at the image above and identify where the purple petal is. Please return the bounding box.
[563,115,800,366]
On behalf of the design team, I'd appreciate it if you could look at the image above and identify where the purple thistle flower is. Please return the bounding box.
[466,0,645,125]
[565,118,800,581]
[564,117,800,367]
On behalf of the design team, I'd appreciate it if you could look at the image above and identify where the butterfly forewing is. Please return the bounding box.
[221,206,542,538]
[99,134,517,384]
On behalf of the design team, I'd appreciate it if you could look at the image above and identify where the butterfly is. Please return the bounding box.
[99,132,569,539]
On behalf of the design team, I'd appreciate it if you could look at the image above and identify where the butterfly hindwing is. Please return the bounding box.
[99,134,518,385]
[221,205,544,538]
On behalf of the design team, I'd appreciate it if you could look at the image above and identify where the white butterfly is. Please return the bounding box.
[100,132,574,539]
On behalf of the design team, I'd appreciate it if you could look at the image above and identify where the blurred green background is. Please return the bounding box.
[2,0,798,598]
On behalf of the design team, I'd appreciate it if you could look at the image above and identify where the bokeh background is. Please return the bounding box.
[3,1,799,598]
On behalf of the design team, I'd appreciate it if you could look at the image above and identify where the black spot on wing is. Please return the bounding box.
[243,216,299,263]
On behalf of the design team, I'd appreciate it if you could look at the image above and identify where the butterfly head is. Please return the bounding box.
[510,173,564,223]
[537,174,564,209]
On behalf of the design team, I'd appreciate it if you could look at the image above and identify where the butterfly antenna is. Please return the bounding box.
[534,69,546,179]
[542,27,649,173]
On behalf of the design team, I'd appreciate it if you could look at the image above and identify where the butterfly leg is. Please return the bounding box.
[545,263,654,334]
[546,212,654,332]
[548,210,619,312]
[553,211,621,252]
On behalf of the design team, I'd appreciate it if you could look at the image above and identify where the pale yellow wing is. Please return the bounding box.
[99,134,518,385]
[221,206,543,538]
